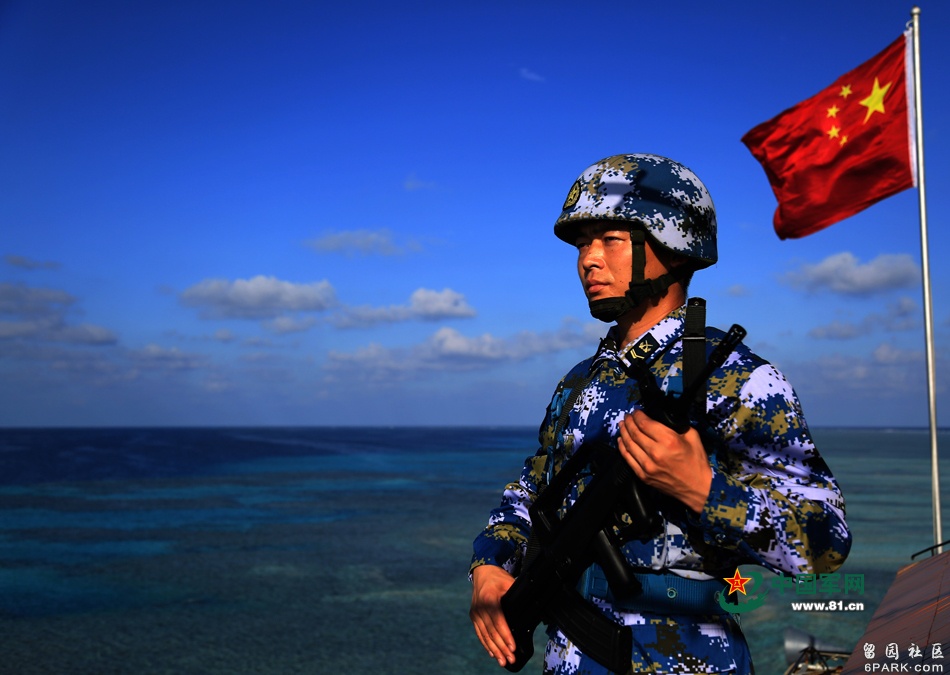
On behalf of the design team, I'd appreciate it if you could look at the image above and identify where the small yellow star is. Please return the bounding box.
[839,84,853,99]
[859,77,892,123]
[827,125,840,139]
[839,135,848,146]
[826,104,840,118]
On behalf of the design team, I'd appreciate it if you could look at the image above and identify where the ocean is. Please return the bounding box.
[1,426,948,674]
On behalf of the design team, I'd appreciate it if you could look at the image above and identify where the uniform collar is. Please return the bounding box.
[595,305,687,368]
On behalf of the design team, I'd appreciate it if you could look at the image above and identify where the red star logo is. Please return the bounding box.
[724,568,753,595]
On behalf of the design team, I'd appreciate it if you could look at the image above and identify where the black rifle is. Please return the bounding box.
[499,323,747,673]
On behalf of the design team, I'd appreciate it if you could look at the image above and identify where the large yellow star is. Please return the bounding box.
[859,77,892,123]
[724,568,753,595]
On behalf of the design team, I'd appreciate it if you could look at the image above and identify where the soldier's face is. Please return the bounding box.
[575,223,671,301]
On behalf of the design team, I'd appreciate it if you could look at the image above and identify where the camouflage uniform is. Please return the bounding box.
[470,307,851,673]
[470,154,851,674]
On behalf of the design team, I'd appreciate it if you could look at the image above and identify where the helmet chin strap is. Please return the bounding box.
[588,229,689,323]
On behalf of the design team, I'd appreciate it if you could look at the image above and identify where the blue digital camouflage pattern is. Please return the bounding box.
[470,305,851,674]
[554,154,717,268]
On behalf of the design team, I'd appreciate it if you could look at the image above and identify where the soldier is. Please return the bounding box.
[469,154,851,674]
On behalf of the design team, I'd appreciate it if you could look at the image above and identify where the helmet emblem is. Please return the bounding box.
[562,180,581,211]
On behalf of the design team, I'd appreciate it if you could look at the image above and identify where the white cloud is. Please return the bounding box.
[305,229,419,256]
[325,319,603,379]
[335,305,408,327]
[808,297,919,340]
[0,283,73,316]
[808,321,860,340]
[3,254,61,271]
[403,173,437,191]
[334,288,476,328]
[0,320,37,339]
[884,296,919,329]
[180,276,476,334]
[213,329,236,343]
[519,67,544,82]
[0,283,117,345]
[410,288,476,318]
[429,327,507,360]
[265,315,318,335]
[131,344,208,371]
[871,342,919,365]
[48,350,128,382]
[726,284,750,297]
[781,342,928,406]
[55,323,118,345]
[782,252,919,295]
[27,341,208,387]
[243,336,274,348]
[202,376,234,393]
[180,275,336,320]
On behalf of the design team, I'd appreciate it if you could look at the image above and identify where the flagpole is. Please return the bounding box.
[910,6,942,553]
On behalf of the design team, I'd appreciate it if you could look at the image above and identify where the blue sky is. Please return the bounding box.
[2,0,948,428]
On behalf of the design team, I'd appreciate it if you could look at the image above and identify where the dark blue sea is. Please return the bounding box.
[1,426,948,674]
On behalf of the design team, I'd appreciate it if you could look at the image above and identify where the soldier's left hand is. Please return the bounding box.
[617,409,712,513]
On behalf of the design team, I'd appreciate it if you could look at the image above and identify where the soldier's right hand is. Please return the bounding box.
[470,564,517,667]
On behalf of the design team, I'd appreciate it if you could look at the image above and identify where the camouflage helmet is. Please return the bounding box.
[554,153,717,268]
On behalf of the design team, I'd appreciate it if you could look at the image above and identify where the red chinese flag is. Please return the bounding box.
[742,30,916,239]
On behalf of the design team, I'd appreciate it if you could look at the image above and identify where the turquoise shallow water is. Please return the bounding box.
[0,426,948,674]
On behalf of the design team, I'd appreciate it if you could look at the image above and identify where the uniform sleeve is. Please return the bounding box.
[695,362,852,576]
[469,375,570,577]
[469,451,547,576]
